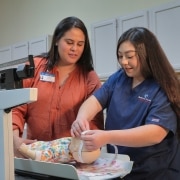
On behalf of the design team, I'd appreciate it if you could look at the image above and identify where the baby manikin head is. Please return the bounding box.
[69,136,101,164]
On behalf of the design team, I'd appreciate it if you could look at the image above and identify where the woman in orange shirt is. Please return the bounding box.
[13,16,104,158]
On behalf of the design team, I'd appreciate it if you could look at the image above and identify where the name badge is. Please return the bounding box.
[40,72,55,82]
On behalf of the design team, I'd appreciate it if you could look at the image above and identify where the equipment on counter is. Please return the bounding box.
[0,88,38,180]
[0,56,37,180]
[0,55,35,90]
[14,152,133,180]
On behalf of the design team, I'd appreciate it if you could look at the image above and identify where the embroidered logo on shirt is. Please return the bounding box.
[138,94,151,103]
[151,118,160,122]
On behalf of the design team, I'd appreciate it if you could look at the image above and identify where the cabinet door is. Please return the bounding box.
[29,35,52,56]
[12,42,28,61]
[117,11,149,38]
[91,19,118,80]
[150,1,180,70]
[0,46,12,64]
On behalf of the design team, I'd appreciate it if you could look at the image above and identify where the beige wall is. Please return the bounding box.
[0,0,176,47]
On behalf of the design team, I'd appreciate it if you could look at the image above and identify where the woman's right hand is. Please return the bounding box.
[71,118,90,137]
[71,95,102,137]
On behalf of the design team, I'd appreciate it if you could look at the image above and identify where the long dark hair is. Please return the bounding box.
[39,16,94,74]
[116,27,180,138]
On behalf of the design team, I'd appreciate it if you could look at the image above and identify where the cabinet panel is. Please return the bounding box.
[117,11,149,38]
[29,35,52,56]
[12,42,28,61]
[91,19,118,80]
[150,1,180,70]
[0,46,11,64]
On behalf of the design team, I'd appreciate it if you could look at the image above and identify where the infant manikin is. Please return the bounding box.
[18,136,101,164]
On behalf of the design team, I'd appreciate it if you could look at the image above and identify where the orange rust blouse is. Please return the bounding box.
[12,57,104,141]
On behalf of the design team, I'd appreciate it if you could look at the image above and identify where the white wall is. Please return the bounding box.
[0,0,176,47]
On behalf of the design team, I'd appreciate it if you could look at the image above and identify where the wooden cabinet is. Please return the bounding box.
[91,19,118,80]
[0,35,52,69]
[12,41,28,61]
[150,1,180,70]
[91,1,180,79]
[0,46,11,64]
[117,10,149,38]
[91,11,149,79]
[29,35,52,56]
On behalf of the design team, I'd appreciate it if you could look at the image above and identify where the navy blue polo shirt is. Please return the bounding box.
[93,69,179,179]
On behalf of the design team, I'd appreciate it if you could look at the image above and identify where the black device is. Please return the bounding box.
[0,55,35,90]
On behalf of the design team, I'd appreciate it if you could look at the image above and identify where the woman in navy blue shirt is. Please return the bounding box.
[71,27,180,180]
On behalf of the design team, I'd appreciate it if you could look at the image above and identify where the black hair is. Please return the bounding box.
[39,16,94,74]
